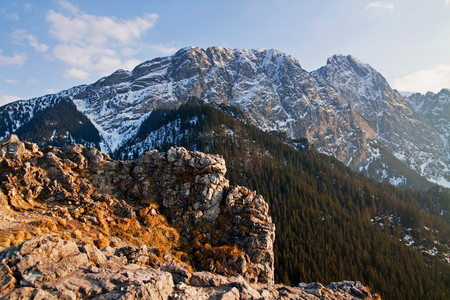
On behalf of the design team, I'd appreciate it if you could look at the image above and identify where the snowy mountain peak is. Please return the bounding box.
[1,46,448,188]
[314,54,449,187]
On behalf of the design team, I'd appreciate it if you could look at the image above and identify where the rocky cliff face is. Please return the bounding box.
[406,89,450,182]
[0,136,377,299]
[69,46,377,167]
[313,55,449,187]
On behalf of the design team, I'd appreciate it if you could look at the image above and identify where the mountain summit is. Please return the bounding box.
[0,46,448,187]
[313,54,449,187]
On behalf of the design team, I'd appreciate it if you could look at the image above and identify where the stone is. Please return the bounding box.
[0,263,16,297]
[190,272,231,287]
[15,235,80,274]
[81,244,108,265]
[161,265,191,284]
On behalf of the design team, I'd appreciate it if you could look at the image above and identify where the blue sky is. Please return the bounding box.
[1,0,450,106]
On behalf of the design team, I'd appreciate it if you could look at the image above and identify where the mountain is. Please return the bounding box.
[2,105,449,299]
[312,54,449,188]
[406,89,450,186]
[0,46,447,189]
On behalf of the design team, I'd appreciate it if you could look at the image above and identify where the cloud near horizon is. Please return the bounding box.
[393,64,450,94]
[46,0,159,79]
[0,94,22,107]
[2,8,19,20]
[366,1,394,11]
[0,49,26,67]
[13,30,49,53]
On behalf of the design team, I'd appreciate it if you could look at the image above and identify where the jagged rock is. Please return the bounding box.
[190,272,231,287]
[161,265,191,284]
[1,139,274,283]
[0,262,16,297]
[80,244,108,265]
[326,281,372,299]
[0,235,377,299]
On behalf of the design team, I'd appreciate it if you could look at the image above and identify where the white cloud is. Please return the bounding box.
[393,64,450,93]
[57,0,80,15]
[64,68,91,80]
[46,8,158,45]
[13,30,49,53]
[26,35,49,53]
[5,79,20,85]
[46,88,57,94]
[151,44,178,55]
[45,1,158,78]
[0,49,26,66]
[0,94,21,107]
[446,0,450,4]
[366,1,394,11]
[2,8,19,20]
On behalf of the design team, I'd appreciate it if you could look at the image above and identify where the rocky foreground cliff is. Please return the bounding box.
[0,135,377,299]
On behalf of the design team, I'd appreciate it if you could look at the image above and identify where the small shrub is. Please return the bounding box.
[73,230,83,240]
[95,233,109,249]
[38,218,58,232]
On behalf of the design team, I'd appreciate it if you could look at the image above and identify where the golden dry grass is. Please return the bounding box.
[95,232,110,249]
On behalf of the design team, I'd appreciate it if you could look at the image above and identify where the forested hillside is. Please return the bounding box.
[113,103,450,299]
[13,98,101,148]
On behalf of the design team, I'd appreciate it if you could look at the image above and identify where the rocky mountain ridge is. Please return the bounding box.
[0,46,448,188]
[0,136,377,299]
[406,89,450,166]
[312,55,449,187]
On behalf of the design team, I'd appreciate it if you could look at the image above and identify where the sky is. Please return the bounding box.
[1,0,450,106]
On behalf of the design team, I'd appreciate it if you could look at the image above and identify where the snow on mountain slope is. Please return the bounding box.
[313,55,449,187]
[0,86,87,140]
[406,89,450,153]
[0,46,446,188]
[67,47,377,168]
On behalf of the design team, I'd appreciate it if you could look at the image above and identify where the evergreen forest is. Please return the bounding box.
[114,103,450,299]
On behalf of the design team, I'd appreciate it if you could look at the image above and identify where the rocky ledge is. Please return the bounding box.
[0,234,375,299]
[0,135,378,299]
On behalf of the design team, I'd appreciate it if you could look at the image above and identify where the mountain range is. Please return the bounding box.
[0,46,448,189]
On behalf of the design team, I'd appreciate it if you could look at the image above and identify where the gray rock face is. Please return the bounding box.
[406,89,450,168]
[313,55,449,187]
[0,235,377,300]
[0,235,175,299]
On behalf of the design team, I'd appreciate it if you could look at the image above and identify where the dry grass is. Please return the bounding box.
[38,218,58,232]
[0,234,13,248]
[73,230,83,240]
[95,232,110,249]
[364,286,382,300]
[58,218,67,227]
[61,232,73,241]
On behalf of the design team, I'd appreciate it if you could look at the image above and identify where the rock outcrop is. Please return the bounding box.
[0,135,274,284]
[0,136,378,299]
[0,234,376,299]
